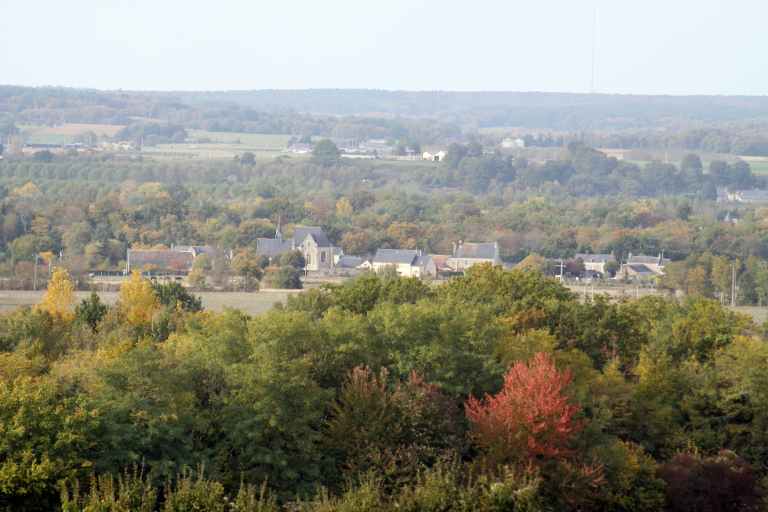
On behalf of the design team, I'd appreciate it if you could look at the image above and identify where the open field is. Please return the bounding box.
[1,285,767,327]
[186,130,292,147]
[732,306,768,324]
[19,123,125,144]
[740,156,768,175]
[142,144,296,161]
[142,131,294,161]
[0,290,295,316]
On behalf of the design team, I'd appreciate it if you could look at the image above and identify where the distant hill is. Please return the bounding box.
[174,89,768,129]
[4,85,768,133]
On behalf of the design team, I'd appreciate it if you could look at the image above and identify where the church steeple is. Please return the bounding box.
[275,216,283,241]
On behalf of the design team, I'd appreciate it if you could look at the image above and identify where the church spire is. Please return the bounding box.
[275,215,283,241]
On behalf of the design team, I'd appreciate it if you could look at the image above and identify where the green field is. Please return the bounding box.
[186,130,292,147]
[142,130,294,160]
[743,159,768,175]
[19,123,125,144]
[0,290,293,316]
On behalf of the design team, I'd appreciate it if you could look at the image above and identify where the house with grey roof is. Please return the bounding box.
[447,241,501,272]
[126,249,195,276]
[619,263,658,282]
[372,249,436,278]
[335,255,370,270]
[626,253,670,275]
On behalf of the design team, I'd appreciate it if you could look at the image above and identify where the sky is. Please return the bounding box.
[1,0,766,95]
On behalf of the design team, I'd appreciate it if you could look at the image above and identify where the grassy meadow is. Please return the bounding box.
[0,290,293,316]
[19,123,125,144]
[142,130,294,160]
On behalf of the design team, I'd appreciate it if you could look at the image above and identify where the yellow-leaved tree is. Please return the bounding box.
[119,271,160,327]
[335,197,353,218]
[38,267,75,320]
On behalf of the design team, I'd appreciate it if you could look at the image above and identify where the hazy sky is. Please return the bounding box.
[2,0,766,95]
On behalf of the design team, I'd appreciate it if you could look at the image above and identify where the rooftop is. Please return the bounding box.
[574,253,615,263]
[128,249,194,272]
[374,249,419,265]
[337,255,366,268]
[454,242,498,260]
[627,253,670,265]
[293,226,333,247]
[256,238,293,257]
[626,264,656,274]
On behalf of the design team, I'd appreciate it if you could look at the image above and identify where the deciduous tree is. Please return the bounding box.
[465,352,582,465]
[119,271,160,328]
[38,267,75,321]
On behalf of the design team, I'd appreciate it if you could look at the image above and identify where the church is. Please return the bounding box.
[255,223,340,272]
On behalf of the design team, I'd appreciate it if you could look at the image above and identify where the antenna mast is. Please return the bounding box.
[590,7,599,93]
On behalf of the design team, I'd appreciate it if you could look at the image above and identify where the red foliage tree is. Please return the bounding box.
[465,352,582,465]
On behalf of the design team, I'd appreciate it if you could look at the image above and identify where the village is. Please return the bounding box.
[96,223,672,291]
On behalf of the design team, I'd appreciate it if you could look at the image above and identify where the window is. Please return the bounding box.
[321,251,326,263]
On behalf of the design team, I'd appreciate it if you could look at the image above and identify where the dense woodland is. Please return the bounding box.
[1,265,768,510]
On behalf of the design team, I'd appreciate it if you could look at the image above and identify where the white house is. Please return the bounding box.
[574,253,616,275]
[372,249,435,277]
[501,137,526,149]
[422,150,447,162]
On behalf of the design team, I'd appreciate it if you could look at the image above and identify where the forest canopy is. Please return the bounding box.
[1,266,767,511]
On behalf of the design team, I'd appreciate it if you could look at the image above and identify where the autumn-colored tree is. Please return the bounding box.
[38,267,75,321]
[515,253,547,272]
[341,230,374,255]
[335,197,353,218]
[119,271,160,327]
[231,249,263,291]
[465,352,582,465]
[386,222,421,249]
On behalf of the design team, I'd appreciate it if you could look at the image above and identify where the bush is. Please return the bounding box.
[152,281,203,312]
[658,450,762,512]
[264,266,302,289]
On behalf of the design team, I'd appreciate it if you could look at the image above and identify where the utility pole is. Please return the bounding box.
[33,254,39,291]
[731,262,737,307]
